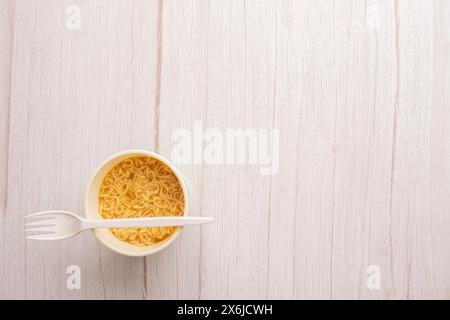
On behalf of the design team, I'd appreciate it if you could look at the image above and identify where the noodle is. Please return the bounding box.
[98,156,184,247]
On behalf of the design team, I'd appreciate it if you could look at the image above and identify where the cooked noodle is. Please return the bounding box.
[99,156,184,247]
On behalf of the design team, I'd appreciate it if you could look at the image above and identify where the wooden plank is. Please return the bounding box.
[146,0,208,299]
[285,0,337,299]
[195,0,277,299]
[330,0,397,299]
[202,0,276,299]
[0,0,15,299]
[429,0,450,299]
[3,0,156,299]
[388,0,449,299]
[265,0,298,299]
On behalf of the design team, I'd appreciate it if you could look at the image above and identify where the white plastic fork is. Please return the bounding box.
[25,210,214,241]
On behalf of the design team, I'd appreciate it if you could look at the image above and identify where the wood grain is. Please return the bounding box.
[2,0,156,299]
[0,0,15,298]
[146,0,206,299]
[1,0,450,299]
[330,0,398,299]
[430,0,450,299]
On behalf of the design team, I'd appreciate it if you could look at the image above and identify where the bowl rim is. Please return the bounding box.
[84,149,189,257]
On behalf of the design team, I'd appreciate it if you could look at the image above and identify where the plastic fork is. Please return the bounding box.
[25,210,214,241]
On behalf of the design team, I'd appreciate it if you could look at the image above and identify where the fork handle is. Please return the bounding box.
[82,216,214,229]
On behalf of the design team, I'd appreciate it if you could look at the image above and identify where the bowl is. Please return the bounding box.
[85,150,189,256]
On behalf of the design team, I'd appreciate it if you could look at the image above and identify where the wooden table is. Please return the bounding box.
[1,0,449,299]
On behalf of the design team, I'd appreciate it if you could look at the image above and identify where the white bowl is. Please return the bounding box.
[85,150,189,256]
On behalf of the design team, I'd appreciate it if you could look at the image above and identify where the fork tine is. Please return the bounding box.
[25,226,56,233]
[25,215,56,221]
[25,211,57,219]
[25,219,55,227]
[26,234,56,240]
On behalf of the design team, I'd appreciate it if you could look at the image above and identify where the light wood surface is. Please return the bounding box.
[1,0,449,299]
